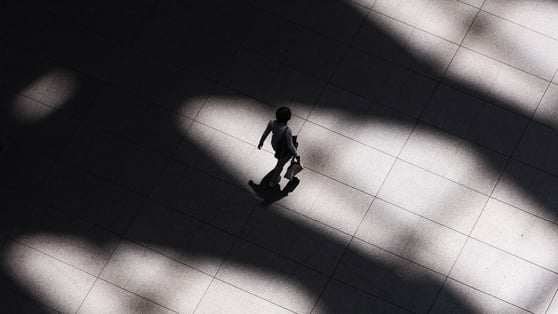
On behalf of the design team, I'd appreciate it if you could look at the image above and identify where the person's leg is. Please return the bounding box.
[269,156,290,186]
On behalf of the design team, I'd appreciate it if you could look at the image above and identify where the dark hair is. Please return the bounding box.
[276,107,291,123]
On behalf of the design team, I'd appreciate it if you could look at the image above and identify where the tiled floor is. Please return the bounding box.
[2,0,558,313]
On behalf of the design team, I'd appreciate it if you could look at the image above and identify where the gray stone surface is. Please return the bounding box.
[450,239,558,313]
[514,121,558,176]
[0,241,95,313]
[334,239,445,313]
[472,199,558,272]
[378,160,488,234]
[534,83,558,130]
[100,240,212,313]
[373,0,478,43]
[463,11,558,80]
[196,280,293,314]
[216,240,328,314]
[430,279,531,314]
[356,199,467,274]
[78,280,176,314]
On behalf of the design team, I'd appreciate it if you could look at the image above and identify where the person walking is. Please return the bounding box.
[258,107,299,187]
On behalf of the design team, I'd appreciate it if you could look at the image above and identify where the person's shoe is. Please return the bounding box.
[268,180,278,188]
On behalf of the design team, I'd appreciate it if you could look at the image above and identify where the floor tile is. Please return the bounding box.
[309,85,415,156]
[378,160,488,234]
[430,279,530,314]
[241,203,351,275]
[534,83,558,130]
[280,0,369,43]
[127,200,235,275]
[150,161,258,235]
[196,280,293,314]
[37,163,144,235]
[548,293,558,314]
[78,280,175,314]
[514,121,558,176]
[0,241,96,314]
[311,279,409,313]
[242,11,345,80]
[334,238,445,313]
[373,0,478,43]
[445,48,548,116]
[493,160,558,223]
[463,11,558,80]
[220,49,323,119]
[100,240,212,314]
[400,123,507,194]
[423,84,529,155]
[0,288,58,314]
[355,10,458,78]
[196,88,305,148]
[333,48,437,118]
[297,122,395,195]
[175,121,279,185]
[483,0,558,40]
[63,125,168,195]
[87,85,192,155]
[472,198,558,272]
[450,239,558,313]
[216,240,328,314]
[356,199,467,274]
[13,209,119,276]
[277,169,374,235]
[1,46,100,119]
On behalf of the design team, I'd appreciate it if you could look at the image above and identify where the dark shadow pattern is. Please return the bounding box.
[1,0,557,313]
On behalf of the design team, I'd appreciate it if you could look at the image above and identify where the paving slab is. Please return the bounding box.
[127,200,235,275]
[334,238,445,313]
[0,288,58,314]
[333,48,438,118]
[216,240,328,314]
[483,0,558,40]
[242,10,345,80]
[445,47,548,116]
[87,85,192,156]
[355,10,459,78]
[62,125,169,195]
[78,280,175,314]
[472,198,558,272]
[309,85,415,156]
[356,199,467,274]
[220,49,323,119]
[37,163,144,235]
[450,239,558,313]
[534,83,558,130]
[493,159,558,223]
[297,121,395,195]
[373,0,478,43]
[423,83,529,155]
[241,203,351,275]
[0,241,95,313]
[277,168,374,235]
[13,209,119,276]
[311,279,409,314]
[378,160,488,234]
[400,123,507,194]
[100,240,212,314]
[514,121,558,176]
[196,280,293,314]
[463,11,558,80]
[430,279,531,314]
[150,161,258,235]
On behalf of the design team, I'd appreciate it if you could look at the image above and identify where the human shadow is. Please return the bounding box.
[1,0,556,313]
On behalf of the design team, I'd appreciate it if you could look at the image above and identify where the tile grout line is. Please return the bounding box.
[546,288,558,314]
[424,4,488,311]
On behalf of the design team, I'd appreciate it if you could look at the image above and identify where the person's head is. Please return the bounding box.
[276,107,291,123]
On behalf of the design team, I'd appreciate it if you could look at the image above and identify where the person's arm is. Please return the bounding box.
[258,120,273,149]
[285,127,298,157]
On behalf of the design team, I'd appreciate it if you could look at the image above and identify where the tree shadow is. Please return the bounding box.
[1,0,556,313]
